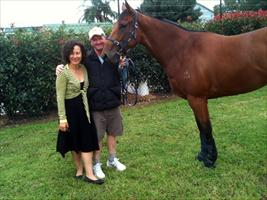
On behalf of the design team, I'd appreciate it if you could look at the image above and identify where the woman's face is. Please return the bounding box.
[69,45,82,65]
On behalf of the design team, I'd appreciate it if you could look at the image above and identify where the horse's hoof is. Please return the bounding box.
[196,152,216,168]
[203,159,216,168]
[196,152,204,161]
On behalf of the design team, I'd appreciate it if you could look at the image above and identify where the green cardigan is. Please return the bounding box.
[56,64,90,124]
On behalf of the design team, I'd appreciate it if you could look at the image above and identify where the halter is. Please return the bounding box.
[106,10,138,57]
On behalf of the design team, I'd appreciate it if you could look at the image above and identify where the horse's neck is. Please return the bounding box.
[138,14,189,67]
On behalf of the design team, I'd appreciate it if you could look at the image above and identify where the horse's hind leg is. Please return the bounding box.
[187,96,218,168]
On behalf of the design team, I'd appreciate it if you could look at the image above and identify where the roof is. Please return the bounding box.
[1,22,112,34]
[43,22,112,33]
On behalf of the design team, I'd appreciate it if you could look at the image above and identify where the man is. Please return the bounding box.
[56,26,126,179]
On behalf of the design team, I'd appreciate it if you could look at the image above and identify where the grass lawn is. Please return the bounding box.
[0,87,266,200]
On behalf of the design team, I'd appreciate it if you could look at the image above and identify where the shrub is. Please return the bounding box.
[0,28,85,118]
[1,30,55,117]
[205,9,267,35]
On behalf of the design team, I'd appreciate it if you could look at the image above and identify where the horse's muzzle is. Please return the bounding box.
[102,52,120,64]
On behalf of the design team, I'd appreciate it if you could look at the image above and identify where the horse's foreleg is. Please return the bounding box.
[187,96,217,168]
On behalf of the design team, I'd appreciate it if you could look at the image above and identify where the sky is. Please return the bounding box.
[0,0,221,28]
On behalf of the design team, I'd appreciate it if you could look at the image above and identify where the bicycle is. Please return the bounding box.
[119,58,140,106]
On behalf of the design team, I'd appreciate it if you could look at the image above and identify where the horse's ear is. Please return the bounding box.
[122,2,126,12]
[125,0,134,13]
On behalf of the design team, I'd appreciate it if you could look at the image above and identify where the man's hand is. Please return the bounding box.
[119,56,127,69]
[56,64,64,76]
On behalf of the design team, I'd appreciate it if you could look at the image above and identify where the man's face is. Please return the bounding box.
[90,35,105,52]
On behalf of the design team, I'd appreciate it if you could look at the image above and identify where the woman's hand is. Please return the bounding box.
[59,122,69,132]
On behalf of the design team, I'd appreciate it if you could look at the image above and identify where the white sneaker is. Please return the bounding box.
[93,163,105,179]
[107,158,126,171]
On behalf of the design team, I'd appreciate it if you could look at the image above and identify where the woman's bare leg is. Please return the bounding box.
[81,152,98,180]
[72,151,83,176]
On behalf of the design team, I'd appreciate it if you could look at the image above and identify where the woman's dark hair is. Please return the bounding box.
[62,40,86,64]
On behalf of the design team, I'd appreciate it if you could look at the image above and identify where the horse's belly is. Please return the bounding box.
[208,77,267,98]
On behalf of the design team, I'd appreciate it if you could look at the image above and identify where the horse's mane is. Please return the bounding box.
[155,17,205,33]
[137,10,205,32]
[121,9,205,33]
[155,17,190,31]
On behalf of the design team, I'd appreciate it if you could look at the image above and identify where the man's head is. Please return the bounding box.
[88,27,106,55]
[88,26,105,41]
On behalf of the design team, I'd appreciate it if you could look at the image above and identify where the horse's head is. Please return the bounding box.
[101,1,139,63]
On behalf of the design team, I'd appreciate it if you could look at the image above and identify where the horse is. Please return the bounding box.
[101,1,267,168]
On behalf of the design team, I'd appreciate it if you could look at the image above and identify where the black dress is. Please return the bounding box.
[56,82,99,157]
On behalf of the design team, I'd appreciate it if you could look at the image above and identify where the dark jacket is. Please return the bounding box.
[84,49,121,111]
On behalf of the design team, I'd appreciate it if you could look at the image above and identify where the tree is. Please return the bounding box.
[139,0,201,22]
[214,0,267,15]
[239,0,267,10]
[81,0,116,23]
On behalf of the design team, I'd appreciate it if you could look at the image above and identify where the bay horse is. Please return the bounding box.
[102,1,267,168]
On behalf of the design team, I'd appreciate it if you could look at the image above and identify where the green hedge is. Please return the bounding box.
[1,15,266,118]
[0,28,87,118]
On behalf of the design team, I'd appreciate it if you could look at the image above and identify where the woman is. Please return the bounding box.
[56,40,104,185]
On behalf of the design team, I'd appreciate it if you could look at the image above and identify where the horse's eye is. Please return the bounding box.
[120,24,127,29]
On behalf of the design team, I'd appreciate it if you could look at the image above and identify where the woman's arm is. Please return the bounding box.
[56,72,69,131]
